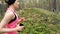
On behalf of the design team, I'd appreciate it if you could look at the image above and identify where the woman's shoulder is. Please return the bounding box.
[6,8,14,16]
[6,10,14,16]
[6,8,15,14]
[4,9,15,20]
[6,8,13,12]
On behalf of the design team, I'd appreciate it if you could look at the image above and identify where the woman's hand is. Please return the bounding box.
[16,25,24,31]
[18,17,25,22]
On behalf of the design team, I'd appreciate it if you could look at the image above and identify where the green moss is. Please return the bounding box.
[17,8,60,34]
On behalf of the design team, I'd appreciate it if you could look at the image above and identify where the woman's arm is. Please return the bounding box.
[0,11,18,32]
[0,27,18,33]
[0,24,24,33]
[0,11,14,28]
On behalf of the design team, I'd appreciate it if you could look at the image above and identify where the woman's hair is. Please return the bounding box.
[5,0,16,6]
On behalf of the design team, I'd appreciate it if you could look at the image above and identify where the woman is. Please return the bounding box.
[0,0,25,34]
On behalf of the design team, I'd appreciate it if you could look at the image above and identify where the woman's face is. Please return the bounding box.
[13,0,19,9]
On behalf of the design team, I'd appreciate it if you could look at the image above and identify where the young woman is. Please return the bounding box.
[0,0,25,34]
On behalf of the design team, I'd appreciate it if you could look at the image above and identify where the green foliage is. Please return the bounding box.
[0,16,3,22]
[17,8,60,34]
[0,17,1,21]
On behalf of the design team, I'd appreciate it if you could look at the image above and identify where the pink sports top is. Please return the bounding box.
[5,8,19,34]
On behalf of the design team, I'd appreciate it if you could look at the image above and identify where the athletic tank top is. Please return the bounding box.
[5,8,19,34]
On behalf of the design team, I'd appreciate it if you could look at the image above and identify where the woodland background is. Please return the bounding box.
[0,0,60,34]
